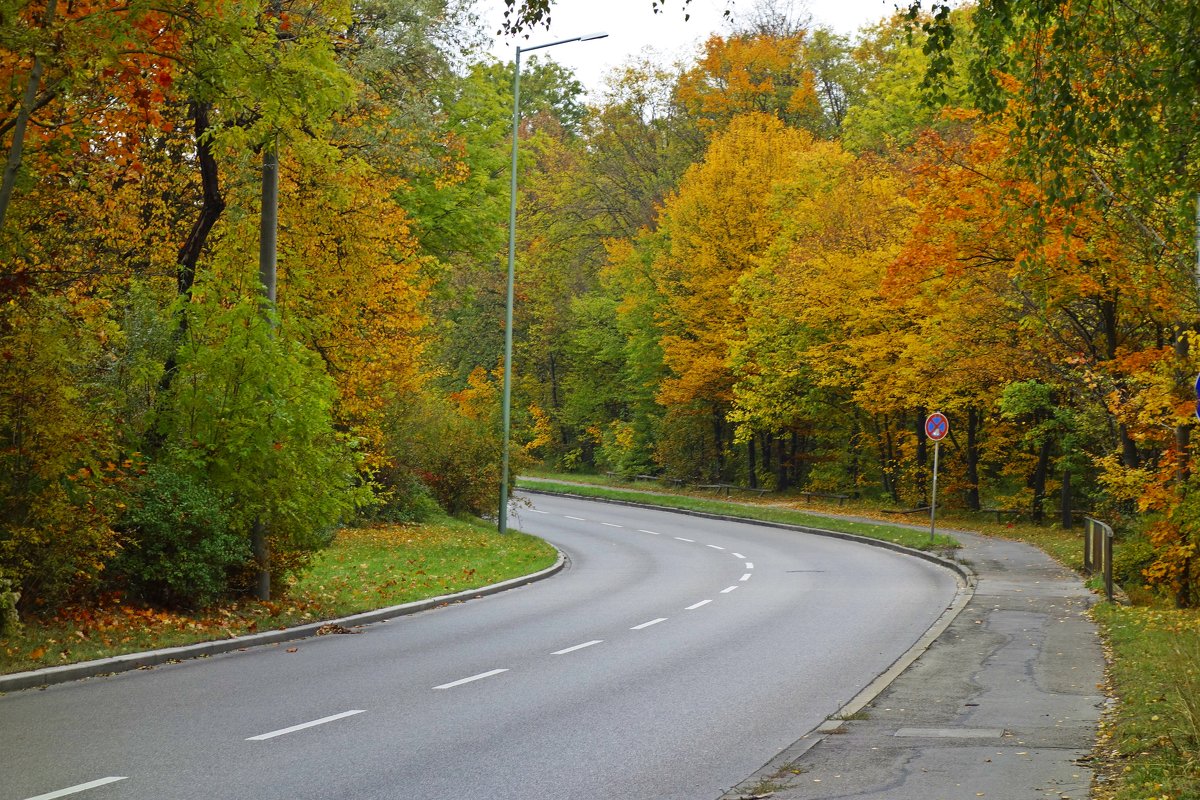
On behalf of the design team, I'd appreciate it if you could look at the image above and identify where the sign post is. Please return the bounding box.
[925,412,949,543]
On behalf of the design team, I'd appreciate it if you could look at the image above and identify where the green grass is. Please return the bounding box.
[0,515,556,676]
[518,477,960,552]
[1092,603,1200,800]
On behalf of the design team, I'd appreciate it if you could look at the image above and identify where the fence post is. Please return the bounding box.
[1083,518,1093,573]
[1083,516,1114,602]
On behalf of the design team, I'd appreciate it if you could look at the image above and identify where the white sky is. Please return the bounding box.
[479,0,901,95]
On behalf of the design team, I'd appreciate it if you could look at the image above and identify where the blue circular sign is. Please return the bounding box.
[925,412,949,441]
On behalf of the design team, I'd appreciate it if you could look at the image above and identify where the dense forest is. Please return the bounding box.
[2,0,1198,626]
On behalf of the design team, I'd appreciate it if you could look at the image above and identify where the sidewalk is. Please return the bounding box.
[725,527,1106,800]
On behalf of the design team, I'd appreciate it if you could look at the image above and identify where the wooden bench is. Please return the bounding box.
[798,491,849,506]
[982,508,1022,523]
[881,506,931,515]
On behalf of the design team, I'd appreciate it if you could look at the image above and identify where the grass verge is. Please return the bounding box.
[0,515,555,676]
[517,477,960,552]
[1091,603,1200,800]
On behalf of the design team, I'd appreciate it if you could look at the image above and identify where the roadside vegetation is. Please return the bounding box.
[0,516,555,676]
[3,1,1199,796]
[524,472,1200,799]
[517,476,959,553]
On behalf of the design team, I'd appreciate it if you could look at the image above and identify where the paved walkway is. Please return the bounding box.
[723,528,1105,800]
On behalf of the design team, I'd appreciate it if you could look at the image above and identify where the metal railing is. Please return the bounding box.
[1082,516,1114,602]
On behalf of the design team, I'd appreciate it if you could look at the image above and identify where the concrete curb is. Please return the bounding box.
[0,551,567,694]
[517,487,980,797]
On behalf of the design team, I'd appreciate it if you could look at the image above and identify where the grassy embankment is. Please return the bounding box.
[0,515,555,676]
[518,475,960,552]
[520,470,1199,800]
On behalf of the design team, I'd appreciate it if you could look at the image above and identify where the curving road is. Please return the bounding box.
[1,493,958,800]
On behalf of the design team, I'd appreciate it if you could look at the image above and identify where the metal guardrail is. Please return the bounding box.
[1082,516,1114,602]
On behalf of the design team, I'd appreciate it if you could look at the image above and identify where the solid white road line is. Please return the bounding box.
[433,669,509,690]
[745,562,754,569]
[740,573,752,582]
[24,777,127,800]
[564,515,586,521]
[721,586,739,594]
[732,552,746,559]
[601,522,623,528]
[638,529,661,535]
[631,617,667,630]
[552,639,604,655]
[247,710,365,741]
[706,544,725,550]
[674,537,695,542]
[686,600,712,610]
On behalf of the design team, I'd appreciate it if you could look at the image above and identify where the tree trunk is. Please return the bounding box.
[1030,437,1052,522]
[747,435,757,488]
[790,430,799,488]
[965,406,981,511]
[915,407,928,500]
[148,101,226,453]
[0,0,57,237]
[1061,469,1073,529]
[775,434,788,490]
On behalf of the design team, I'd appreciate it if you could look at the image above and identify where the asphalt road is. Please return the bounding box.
[1,493,958,800]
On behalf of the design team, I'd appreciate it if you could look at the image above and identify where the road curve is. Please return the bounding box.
[1,493,958,800]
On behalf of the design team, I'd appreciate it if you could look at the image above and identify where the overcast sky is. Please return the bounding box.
[479,0,903,95]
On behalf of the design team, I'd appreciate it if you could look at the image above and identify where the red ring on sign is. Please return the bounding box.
[925,412,949,441]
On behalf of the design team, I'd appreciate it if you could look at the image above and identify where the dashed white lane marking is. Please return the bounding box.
[564,515,586,521]
[434,669,509,690]
[745,562,754,569]
[638,529,661,535]
[531,509,549,514]
[23,777,128,800]
[631,617,667,630]
[740,573,752,582]
[706,544,725,550]
[247,710,365,741]
[732,552,746,559]
[552,640,604,655]
[674,537,695,542]
[721,585,739,594]
[686,600,712,610]
[601,522,623,528]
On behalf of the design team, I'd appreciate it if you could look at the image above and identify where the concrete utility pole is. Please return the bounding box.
[497,31,607,535]
[251,134,279,602]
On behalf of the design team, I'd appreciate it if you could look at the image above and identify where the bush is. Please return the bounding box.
[0,571,19,635]
[1113,530,1158,590]
[160,285,368,590]
[116,462,247,609]
[367,473,442,524]
[379,387,504,518]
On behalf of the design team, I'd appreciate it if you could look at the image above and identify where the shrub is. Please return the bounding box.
[116,462,247,609]
[1113,530,1158,590]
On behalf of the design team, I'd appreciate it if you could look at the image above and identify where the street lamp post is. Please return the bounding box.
[499,32,608,535]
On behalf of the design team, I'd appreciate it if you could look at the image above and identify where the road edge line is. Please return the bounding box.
[0,550,567,694]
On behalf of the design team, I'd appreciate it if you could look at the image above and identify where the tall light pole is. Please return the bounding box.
[499,32,608,535]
